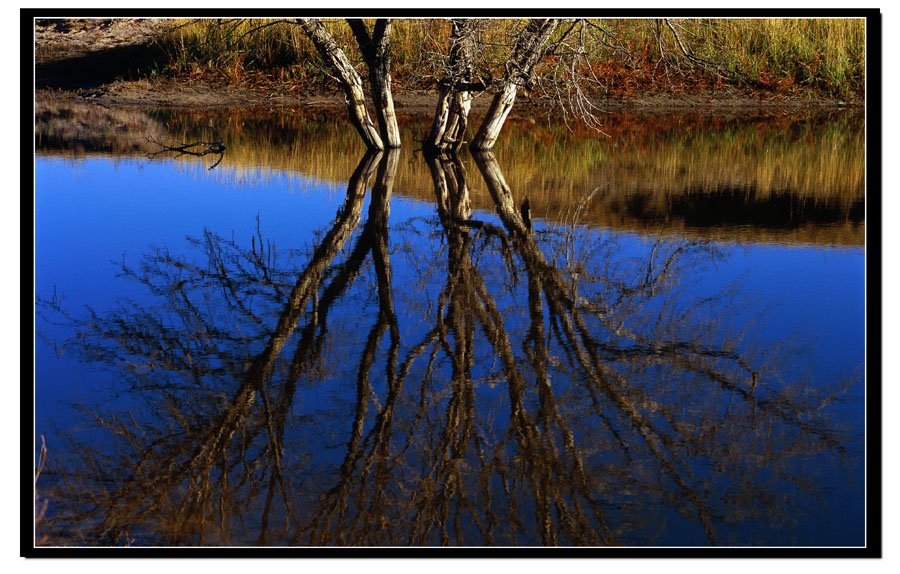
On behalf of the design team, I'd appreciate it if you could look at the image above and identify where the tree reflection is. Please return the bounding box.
[37,150,860,547]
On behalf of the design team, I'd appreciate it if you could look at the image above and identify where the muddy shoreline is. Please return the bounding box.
[35,82,859,117]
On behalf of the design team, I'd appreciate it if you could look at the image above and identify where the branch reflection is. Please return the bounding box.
[38,150,860,547]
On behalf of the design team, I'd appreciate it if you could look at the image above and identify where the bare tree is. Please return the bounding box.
[293,18,739,151]
[297,17,567,151]
[470,19,561,150]
[348,19,402,148]
[424,18,605,150]
[425,19,481,152]
[297,18,401,150]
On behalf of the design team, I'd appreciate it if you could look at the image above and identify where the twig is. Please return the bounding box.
[148,125,227,170]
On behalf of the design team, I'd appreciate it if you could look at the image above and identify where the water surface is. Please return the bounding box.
[33,101,866,547]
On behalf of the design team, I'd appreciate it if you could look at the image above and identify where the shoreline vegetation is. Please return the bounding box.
[35,17,866,112]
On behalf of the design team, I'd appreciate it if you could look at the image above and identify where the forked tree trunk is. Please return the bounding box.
[427,19,478,151]
[297,18,384,150]
[471,19,560,150]
[429,88,453,147]
[349,19,402,148]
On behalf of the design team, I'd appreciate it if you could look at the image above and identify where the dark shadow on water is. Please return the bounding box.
[625,184,865,229]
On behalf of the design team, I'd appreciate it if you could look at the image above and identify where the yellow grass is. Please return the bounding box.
[153,17,866,98]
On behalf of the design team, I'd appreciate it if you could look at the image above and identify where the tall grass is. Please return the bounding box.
[152,18,866,99]
[157,19,317,86]
[650,18,867,97]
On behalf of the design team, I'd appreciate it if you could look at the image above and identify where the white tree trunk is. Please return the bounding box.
[471,84,517,150]
[349,19,402,148]
[427,86,453,148]
[470,19,560,151]
[426,19,480,151]
[298,18,384,150]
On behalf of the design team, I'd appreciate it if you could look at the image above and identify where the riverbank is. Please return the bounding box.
[36,81,856,115]
[33,17,863,115]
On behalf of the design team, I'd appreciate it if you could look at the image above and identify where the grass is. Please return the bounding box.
[151,18,866,101]
[671,18,866,98]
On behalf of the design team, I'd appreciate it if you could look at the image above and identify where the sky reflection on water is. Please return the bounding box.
[33,107,866,547]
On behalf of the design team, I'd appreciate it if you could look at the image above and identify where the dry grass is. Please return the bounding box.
[152,18,866,99]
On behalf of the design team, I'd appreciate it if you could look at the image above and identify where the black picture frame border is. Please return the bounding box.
[22,6,883,559]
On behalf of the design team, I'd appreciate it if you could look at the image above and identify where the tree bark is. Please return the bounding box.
[427,87,453,149]
[446,91,472,152]
[471,19,560,150]
[470,83,518,151]
[349,19,402,148]
[297,18,384,150]
[427,19,478,151]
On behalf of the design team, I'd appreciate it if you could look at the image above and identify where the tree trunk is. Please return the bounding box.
[428,87,473,152]
[447,91,472,151]
[470,19,560,151]
[427,86,453,149]
[297,18,384,150]
[349,19,402,148]
[426,19,478,151]
[470,83,518,151]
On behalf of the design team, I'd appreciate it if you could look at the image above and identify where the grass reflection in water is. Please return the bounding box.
[35,99,865,246]
[36,147,861,547]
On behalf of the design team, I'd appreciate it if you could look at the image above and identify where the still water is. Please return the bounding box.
[34,101,866,547]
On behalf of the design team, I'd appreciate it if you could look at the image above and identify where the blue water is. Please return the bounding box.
[33,145,866,547]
